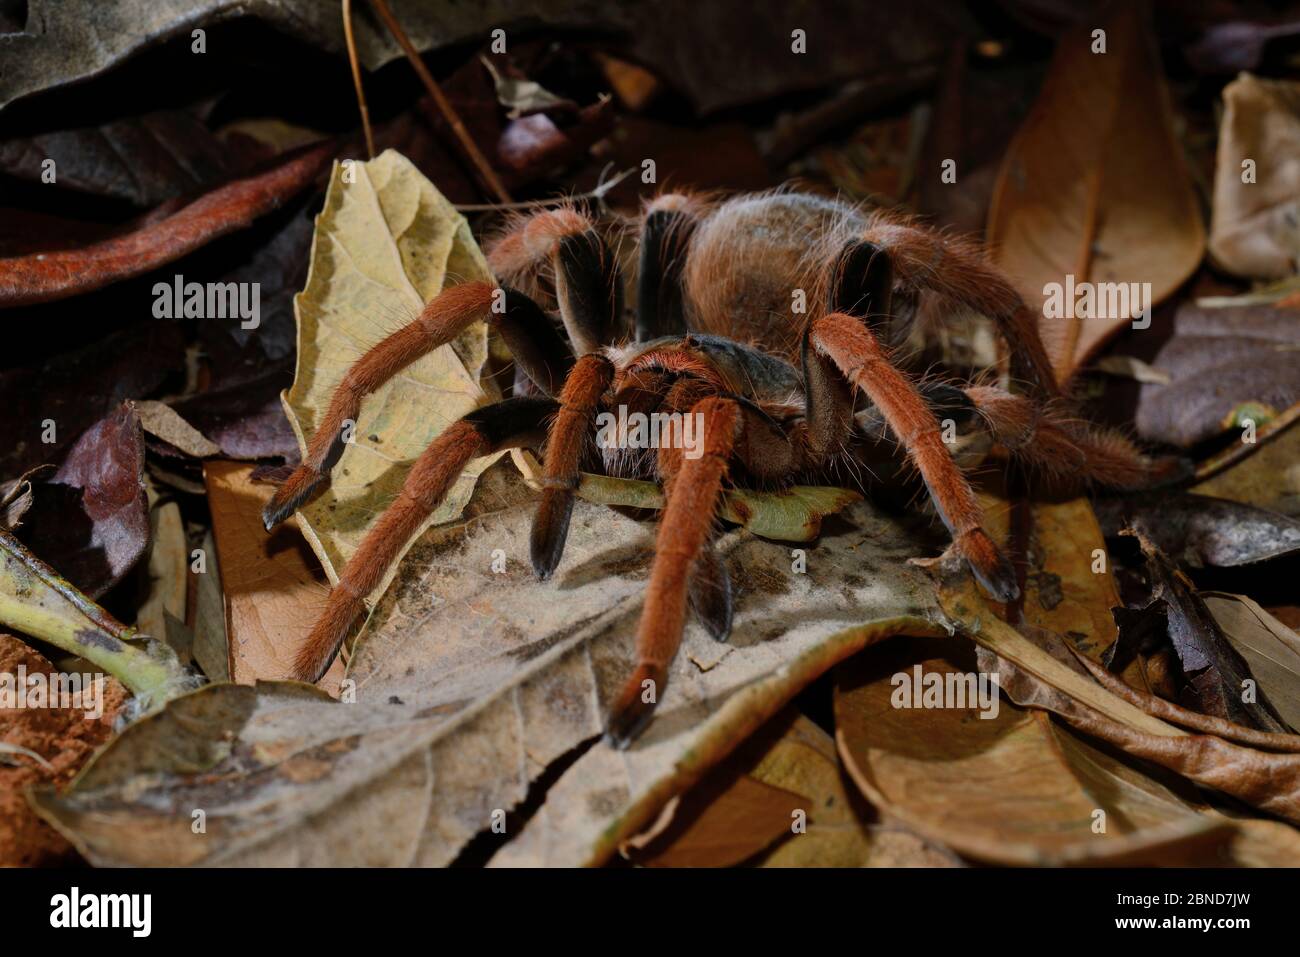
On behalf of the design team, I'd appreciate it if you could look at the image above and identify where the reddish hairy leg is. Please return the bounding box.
[262,281,496,529]
[605,396,741,746]
[963,385,1188,489]
[810,311,1018,602]
[291,396,557,682]
[530,354,615,578]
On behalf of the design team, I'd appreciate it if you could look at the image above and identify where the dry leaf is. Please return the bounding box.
[1194,418,1300,517]
[282,149,499,595]
[204,461,342,693]
[1205,592,1300,731]
[1209,73,1300,279]
[135,401,221,458]
[987,4,1204,384]
[834,636,1232,865]
[31,462,948,866]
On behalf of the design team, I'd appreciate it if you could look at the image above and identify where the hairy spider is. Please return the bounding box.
[263,189,1166,745]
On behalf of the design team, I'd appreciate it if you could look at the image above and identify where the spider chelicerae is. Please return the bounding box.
[263,189,1169,745]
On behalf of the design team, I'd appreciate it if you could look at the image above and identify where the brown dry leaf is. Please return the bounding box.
[625,710,961,867]
[204,460,342,694]
[1194,418,1300,517]
[1209,73,1300,279]
[986,4,1204,384]
[135,401,221,458]
[282,149,498,597]
[190,530,229,682]
[1205,592,1300,731]
[30,461,948,866]
[136,483,189,662]
[943,582,1300,839]
[834,635,1236,865]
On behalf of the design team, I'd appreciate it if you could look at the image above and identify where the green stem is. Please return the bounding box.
[0,528,192,709]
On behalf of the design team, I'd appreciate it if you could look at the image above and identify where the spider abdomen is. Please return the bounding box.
[683,192,868,358]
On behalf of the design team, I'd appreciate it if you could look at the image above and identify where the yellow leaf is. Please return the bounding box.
[284,150,500,597]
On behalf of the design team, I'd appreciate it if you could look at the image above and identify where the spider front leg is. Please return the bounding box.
[263,282,571,529]
[805,243,1019,603]
[290,396,558,682]
[605,396,742,746]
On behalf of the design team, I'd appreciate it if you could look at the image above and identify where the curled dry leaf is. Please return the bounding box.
[0,141,334,308]
[30,461,948,866]
[987,4,1204,384]
[834,635,1241,866]
[942,582,1300,845]
[1123,531,1287,732]
[281,150,497,591]
[1204,592,1300,732]
[1094,491,1300,567]
[1209,73,1300,279]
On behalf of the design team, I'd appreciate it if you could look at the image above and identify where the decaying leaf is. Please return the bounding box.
[1209,73,1300,279]
[135,401,221,459]
[1094,491,1300,568]
[1193,417,1300,517]
[575,473,863,543]
[204,461,341,693]
[30,460,949,866]
[16,403,149,599]
[1205,592,1300,732]
[1121,531,1286,731]
[281,149,497,593]
[1136,301,1300,447]
[987,4,1204,384]
[834,636,1238,865]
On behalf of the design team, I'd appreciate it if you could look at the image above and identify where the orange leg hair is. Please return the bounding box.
[263,281,497,529]
[291,396,557,682]
[811,312,1018,602]
[605,396,741,746]
[531,353,615,579]
[963,385,1188,490]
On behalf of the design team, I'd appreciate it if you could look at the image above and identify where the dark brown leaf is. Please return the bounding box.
[16,402,148,598]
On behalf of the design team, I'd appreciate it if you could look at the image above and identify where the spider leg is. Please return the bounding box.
[291,396,557,682]
[606,396,741,746]
[810,310,1018,601]
[487,206,625,355]
[964,385,1190,489]
[531,354,615,579]
[263,282,569,529]
[687,537,733,642]
[636,194,701,342]
[855,218,1060,396]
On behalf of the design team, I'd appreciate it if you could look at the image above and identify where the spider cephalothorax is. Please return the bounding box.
[263,189,1165,745]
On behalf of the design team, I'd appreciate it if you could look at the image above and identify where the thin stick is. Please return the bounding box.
[367,0,513,204]
[342,0,375,159]
[453,165,635,212]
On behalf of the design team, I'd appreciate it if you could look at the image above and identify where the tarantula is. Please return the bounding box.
[263,190,1163,745]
